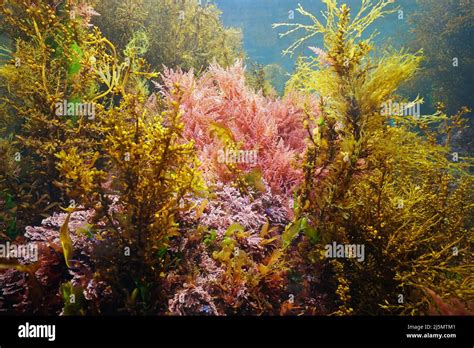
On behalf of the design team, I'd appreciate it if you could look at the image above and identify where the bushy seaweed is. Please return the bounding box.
[0,0,203,314]
[0,0,142,228]
[275,0,473,315]
[91,0,243,72]
[0,0,472,317]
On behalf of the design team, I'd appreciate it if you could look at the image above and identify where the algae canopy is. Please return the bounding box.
[0,0,472,320]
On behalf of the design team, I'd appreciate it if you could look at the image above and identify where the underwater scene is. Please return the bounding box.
[0,0,472,317]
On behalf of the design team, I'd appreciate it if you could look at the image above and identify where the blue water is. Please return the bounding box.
[216,0,417,73]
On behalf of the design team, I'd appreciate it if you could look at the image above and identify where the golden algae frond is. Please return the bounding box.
[92,0,243,72]
[0,0,471,320]
[275,0,473,315]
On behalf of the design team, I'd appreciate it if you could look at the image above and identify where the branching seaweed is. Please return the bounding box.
[275,0,473,315]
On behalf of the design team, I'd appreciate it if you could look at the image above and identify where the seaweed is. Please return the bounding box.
[275,0,473,315]
[0,0,471,317]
